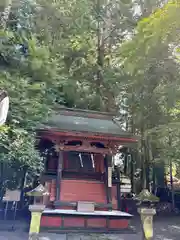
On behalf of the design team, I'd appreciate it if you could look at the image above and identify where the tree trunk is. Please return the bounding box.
[168,133,175,210]
[96,0,104,111]
[145,139,150,190]
[140,156,145,190]
[170,158,175,210]
[0,162,4,201]
[145,161,150,190]
[152,162,156,194]
[140,129,146,190]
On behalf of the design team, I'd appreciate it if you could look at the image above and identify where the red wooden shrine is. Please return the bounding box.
[38,108,137,233]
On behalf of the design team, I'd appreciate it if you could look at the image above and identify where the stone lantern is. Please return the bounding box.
[27,184,49,240]
[135,189,159,240]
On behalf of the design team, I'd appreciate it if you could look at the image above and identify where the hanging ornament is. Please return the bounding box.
[79,153,83,167]
[91,154,95,168]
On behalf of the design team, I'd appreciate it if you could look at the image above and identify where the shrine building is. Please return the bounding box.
[37,108,138,232]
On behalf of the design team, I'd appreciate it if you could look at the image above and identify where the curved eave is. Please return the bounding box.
[38,128,138,149]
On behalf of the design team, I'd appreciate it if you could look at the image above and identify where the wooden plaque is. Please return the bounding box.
[77,201,95,212]
[108,167,112,187]
[3,189,21,202]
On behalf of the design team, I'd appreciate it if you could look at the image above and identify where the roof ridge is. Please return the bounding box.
[55,107,116,120]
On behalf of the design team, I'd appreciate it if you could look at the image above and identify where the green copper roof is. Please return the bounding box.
[41,108,137,140]
[135,189,159,203]
[26,184,49,197]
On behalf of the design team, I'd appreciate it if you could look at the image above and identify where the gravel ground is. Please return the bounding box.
[0,217,180,239]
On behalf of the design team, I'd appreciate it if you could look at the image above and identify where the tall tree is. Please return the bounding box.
[0,0,61,191]
[119,0,180,190]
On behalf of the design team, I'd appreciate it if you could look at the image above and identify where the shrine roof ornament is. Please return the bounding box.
[39,107,138,146]
[0,89,9,126]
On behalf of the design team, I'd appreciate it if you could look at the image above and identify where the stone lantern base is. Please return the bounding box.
[138,208,156,240]
[29,205,45,240]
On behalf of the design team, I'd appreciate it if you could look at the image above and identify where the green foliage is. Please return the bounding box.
[0,0,59,184]
[0,126,43,190]
[0,0,141,188]
[1,0,180,192]
[0,26,59,180]
[0,127,43,171]
[118,0,180,189]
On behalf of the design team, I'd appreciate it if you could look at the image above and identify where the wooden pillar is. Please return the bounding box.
[131,152,134,193]
[56,150,63,201]
[105,155,112,205]
[116,166,121,210]
[43,181,50,205]
[123,148,128,175]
